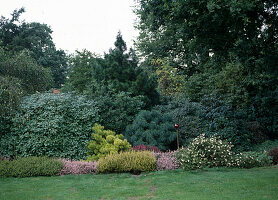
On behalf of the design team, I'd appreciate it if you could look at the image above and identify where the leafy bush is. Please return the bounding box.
[132,144,161,153]
[0,93,99,159]
[156,96,257,150]
[176,134,234,170]
[125,110,176,151]
[94,92,145,134]
[251,140,278,152]
[231,151,272,168]
[59,159,98,175]
[97,151,156,174]
[86,124,131,161]
[156,151,179,170]
[0,156,63,177]
[268,147,278,165]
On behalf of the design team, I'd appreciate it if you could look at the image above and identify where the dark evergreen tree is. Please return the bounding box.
[90,32,159,108]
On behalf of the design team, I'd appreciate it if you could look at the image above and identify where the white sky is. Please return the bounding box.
[0,0,139,55]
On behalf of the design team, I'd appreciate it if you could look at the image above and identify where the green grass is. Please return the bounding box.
[0,166,277,200]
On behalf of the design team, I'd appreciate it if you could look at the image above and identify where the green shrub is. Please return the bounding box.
[98,151,156,174]
[176,134,234,170]
[156,96,260,151]
[251,140,278,152]
[0,93,99,159]
[268,147,278,165]
[94,92,145,134]
[0,156,63,177]
[125,109,176,150]
[86,124,131,161]
[231,151,272,168]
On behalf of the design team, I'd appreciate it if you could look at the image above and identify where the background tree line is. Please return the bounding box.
[0,0,277,159]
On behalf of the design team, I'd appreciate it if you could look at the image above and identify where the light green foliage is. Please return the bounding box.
[87,124,131,161]
[176,134,234,170]
[153,58,184,96]
[97,151,156,174]
[125,109,176,151]
[231,151,272,169]
[0,93,99,159]
[0,156,63,177]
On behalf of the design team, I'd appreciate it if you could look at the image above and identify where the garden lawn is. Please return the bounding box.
[0,166,277,200]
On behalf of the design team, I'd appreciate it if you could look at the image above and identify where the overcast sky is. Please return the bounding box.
[0,0,138,55]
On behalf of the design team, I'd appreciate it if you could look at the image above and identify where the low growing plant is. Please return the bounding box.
[59,159,98,175]
[132,144,161,153]
[97,151,156,174]
[0,156,63,178]
[156,151,179,170]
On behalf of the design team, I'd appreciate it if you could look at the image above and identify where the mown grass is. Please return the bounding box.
[0,166,277,200]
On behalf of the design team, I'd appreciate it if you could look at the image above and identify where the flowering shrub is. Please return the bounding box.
[132,144,161,153]
[156,151,179,170]
[59,159,98,175]
[231,151,272,168]
[98,151,156,174]
[268,147,278,165]
[176,134,234,170]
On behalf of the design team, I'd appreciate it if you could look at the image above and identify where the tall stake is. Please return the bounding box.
[174,124,179,149]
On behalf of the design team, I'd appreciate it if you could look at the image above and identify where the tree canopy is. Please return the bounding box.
[0,8,68,88]
[135,0,278,140]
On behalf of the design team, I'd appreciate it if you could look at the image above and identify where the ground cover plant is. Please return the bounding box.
[59,159,98,175]
[0,156,63,178]
[0,167,277,200]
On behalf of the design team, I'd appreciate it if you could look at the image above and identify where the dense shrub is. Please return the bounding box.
[251,140,278,152]
[156,151,179,170]
[0,93,99,159]
[156,96,260,150]
[0,156,63,177]
[268,147,278,165]
[86,124,131,161]
[232,151,272,168]
[59,159,98,175]
[125,110,176,151]
[94,92,145,133]
[97,151,156,174]
[176,134,234,170]
[132,144,161,153]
